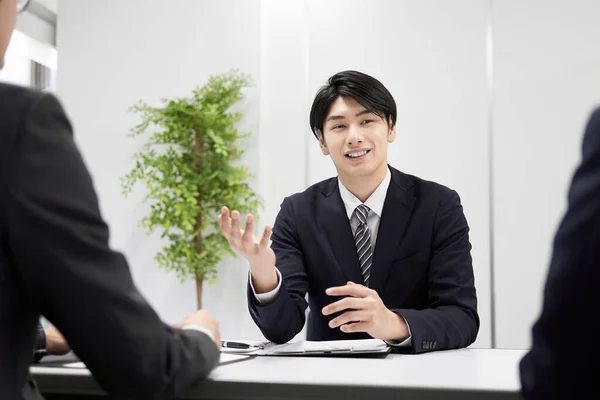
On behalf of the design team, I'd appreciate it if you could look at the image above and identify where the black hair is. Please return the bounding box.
[309,70,397,139]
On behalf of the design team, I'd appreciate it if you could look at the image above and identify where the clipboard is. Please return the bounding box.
[222,339,391,357]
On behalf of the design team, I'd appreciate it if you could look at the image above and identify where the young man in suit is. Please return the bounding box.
[220,70,479,353]
[519,107,600,399]
[1,1,222,398]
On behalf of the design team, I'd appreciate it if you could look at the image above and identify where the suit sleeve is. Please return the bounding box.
[520,108,600,399]
[247,197,309,343]
[393,190,479,354]
[34,323,45,351]
[32,322,46,363]
[6,94,219,399]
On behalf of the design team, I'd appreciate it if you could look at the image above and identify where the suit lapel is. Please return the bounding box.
[369,168,416,294]
[318,179,364,285]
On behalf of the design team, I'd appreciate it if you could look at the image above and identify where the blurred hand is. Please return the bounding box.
[218,206,278,293]
[174,310,221,349]
[45,328,70,355]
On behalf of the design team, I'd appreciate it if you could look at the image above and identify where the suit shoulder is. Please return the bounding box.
[0,85,62,134]
[0,84,64,121]
[283,177,336,205]
[582,106,600,158]
[400,171,458,201]
[0,85,66,181]
[587,106,600,125]
[0,83,50,109]
[0,85,44,164]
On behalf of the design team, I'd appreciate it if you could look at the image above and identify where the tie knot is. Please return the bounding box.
[353,204,370,224]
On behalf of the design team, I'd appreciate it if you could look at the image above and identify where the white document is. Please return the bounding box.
[220,346,260,354]
[263,339,389,355]
[63,362,86,369]
[219,353,252,364]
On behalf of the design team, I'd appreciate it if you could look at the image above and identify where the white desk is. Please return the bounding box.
[31,348,527,399]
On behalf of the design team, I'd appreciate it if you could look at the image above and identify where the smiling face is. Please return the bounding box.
[318,96,396,184]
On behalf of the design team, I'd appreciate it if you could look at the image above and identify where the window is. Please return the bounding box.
[0,30,56,90]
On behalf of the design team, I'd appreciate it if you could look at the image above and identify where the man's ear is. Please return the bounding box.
[318,131,330,155]
[388,118,397,143]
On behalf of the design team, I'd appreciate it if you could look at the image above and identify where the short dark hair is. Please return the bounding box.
[309,70,397,139]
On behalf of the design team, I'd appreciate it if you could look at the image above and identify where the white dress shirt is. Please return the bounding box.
[250,167,411,347]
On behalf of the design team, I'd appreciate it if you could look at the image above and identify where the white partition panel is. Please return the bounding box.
[492,0,600,348]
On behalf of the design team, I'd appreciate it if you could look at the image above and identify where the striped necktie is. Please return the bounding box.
[352,204,373,287]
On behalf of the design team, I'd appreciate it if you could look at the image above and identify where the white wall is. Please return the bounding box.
[492,0,600,348]
[16,8,55,46]
[259,0,310,232]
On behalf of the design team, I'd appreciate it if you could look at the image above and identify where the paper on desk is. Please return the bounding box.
[219,353,252,364]
[265,339,388,355]
[220,346,259,354]
[63,362,86,369]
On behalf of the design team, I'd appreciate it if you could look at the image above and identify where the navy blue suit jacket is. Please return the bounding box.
[248,166,479,353]
[520,107,600,398]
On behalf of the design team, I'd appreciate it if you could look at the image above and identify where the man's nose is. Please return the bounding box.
[346,126,364,145]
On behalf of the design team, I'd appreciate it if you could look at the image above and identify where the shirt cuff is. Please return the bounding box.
[249,268,282,305]
[35,324,46,351]
[182,325,215,343]
[385,314,412,347]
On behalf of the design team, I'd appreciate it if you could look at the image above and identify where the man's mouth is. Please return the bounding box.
[345,149,371,158]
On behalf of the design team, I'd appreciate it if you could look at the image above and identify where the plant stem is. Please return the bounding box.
[195,275,203,310]
[194,129,203,310]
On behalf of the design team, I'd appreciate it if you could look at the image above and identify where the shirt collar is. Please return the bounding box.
[338,167,391,220]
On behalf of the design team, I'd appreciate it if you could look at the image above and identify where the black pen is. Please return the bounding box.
[221,341,252,349]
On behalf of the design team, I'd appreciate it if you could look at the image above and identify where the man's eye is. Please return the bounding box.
[361,120,374,125]
[332,125,345,130]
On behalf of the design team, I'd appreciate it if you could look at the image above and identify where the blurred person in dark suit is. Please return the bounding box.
[1,1,222,399]
[520,107,600,399]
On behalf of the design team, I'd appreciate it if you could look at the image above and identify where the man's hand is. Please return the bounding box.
[174,310,221,349]
[322,282,409,342]
[45,328,70,355]
[218,206,278,293]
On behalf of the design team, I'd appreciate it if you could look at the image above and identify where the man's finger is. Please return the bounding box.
[329,311,370,329]
[219,207,231,236]
[340,322,368,334]
[322,297,365,316]
[241,214,254,243]
[325,283,371,298]
[259,225,272,248]
[230,210,242,241]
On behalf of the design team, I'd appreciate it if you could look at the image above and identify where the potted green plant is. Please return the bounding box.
[122,70,261,309]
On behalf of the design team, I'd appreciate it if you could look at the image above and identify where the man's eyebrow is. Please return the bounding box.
[326,115,345,122]
[326,109,373,122]
[356,109,373,117]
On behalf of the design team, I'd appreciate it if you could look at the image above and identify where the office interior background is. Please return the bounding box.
[2,0,599,350]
